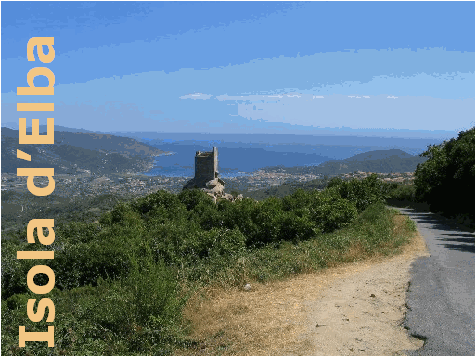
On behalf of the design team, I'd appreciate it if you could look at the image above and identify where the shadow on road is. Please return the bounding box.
[437,232,475,253]
[389,205,475,254]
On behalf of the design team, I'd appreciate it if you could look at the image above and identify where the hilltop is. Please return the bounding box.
[263,149,426,176]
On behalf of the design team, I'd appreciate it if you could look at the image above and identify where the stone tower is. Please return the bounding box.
[195,147,218,182]
[183,147,225,190]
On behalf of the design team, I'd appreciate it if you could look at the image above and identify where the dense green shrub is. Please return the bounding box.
[310,195,358,233]
[1,241,30,298]
[326,176,344,189]
[252,197,284,245]
[178,188,214,211]
[338,174,389,212]
[282,188,316,211]
[52,239,131,290]
[190,201,224,230]
[148,219,202,264]
[133,189,184,215]
[277,211,316,243]
[101,201,141,226]
[1,260,186,356]
[220,198,260,243]
[388,184,416,201]
[197,227,247,257]
[414,127,475,219]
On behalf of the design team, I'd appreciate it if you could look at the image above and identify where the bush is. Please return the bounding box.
[148,219,203,264]
[52,239,131,290]
[326,176,344,189]
[198,227,247,258]
[221,198,260,244]
[133,189,184,215]
[282,188,315,211]
[389,184,416,201]
[338,174,389,212]
[310,192,358,233]
[278,211,316,243]
[252,197,284,245]
[178,188,214,211]
[191,201,224,231]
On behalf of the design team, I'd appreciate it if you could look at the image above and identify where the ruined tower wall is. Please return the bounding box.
[213,147,218,175]
[194,147,218,181]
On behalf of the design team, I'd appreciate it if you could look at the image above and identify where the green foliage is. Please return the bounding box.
[282,188,316,211]
[326,176,344,189]
[134,189,184,215]
[252,197,283,245]
[220,198,260,243]
[1,173,406,355]
[278,211,316,243]
[405,217,418,232]
[310,193,358,233]
[388,183,416,202]
[1,263,187,356]
[414,127,475,219]
[178,189,214,211]
[337,174,390,212]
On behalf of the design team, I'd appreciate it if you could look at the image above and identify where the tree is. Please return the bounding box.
[414,127,475,219]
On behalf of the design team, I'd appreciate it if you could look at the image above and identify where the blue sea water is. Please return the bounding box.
[140,134,443,178]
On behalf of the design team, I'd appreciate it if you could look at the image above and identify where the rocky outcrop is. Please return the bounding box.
[203,189,243,204]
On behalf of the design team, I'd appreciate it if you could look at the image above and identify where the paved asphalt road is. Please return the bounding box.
[393,207,475,356]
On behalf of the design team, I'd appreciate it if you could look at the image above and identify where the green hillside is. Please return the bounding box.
[1,128,168,175]
[264,149,427,175]
[244,149,424,200]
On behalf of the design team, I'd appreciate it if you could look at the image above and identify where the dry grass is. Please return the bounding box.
[175,212,429,356]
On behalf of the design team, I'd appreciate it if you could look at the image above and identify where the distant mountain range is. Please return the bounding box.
[244,149,426,200]
[263,149,427,175]
[1,123,96,133]
[2,125,428,179]
[1,127,168,174]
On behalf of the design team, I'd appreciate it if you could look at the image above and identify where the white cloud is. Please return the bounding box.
[224,94,474,131]
[179,92,213,100]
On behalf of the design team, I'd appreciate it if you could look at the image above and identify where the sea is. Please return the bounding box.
[137,133,445,178]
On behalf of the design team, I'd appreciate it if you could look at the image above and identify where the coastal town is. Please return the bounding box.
[1,168,416,199]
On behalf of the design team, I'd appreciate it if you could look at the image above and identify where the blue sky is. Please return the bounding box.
[1,1,474,136]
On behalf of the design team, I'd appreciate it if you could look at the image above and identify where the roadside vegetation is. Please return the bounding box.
[387,127,475,228]
[2,173,417,355]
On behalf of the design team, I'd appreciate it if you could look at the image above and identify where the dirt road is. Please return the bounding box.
[181,216,431,356]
